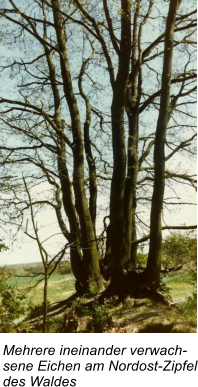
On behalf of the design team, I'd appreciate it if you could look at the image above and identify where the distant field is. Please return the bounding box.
[6,273,75,307]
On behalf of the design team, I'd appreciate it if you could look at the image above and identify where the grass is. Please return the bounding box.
[2,269,196,333]
[6,273,75,307]
[162,271,194,301]
[6,275,44,287]
[6,270,195,307]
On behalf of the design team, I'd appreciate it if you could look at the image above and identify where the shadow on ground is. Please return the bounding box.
[138,322,175,333]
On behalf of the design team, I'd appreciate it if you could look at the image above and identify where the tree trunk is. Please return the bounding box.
[124,2,140,269]
[130,195,138,269]
[42,33,83,287]
[124,110,139,267]
[78,55,98,236]
[57,138,83,282]
[146,0,182,290]
[52,0,103,293]
[110,0,131,283]
[84,120,97,237]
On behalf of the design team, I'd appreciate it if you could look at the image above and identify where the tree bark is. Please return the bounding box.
[78,55,97,236]
[110,0,132,282]
[57,138,83,282]
[42,33,83,285]
[124,2,140,269]
[146,0,182,290]
[130,195,138,269]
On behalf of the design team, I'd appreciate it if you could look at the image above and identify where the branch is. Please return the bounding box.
[73,0,115,85]
[132,225,197,245]
[139,74,196,113]
[102,0,120,55]
[165,134,197,161]
[139,140,155,168]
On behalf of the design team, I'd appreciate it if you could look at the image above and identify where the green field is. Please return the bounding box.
[6,273,75,307]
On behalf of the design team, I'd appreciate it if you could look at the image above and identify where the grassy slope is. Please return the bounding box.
[4,270,197,333]
[6,270,194,304]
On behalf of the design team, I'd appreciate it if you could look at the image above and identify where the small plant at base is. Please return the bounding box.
[28,300,50,319]
[87,297,118,333]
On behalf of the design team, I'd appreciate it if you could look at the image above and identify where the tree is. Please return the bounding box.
[0,0,196,298]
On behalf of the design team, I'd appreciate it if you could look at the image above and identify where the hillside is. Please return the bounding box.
[1,267,195,333]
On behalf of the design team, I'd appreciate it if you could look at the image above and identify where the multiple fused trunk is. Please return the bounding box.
[51,0,181,296]
[108,0,181,295]
[109,0,140,292]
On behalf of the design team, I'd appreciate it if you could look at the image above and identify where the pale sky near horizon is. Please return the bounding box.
[0,183,196,266]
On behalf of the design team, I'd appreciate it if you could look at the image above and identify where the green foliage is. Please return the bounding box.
[189,268,197,289]
[0,280,25,333]
[87,297,118,333]
[136,232,197,271]
[79,297,118,333]
[67,296,118,333]
[28,302,43,318]
[162,231,197,270]
[28,300,50,318]
[136,243,147,268]
[178,291,197,317]
[162,232,197,310]
[159,276,172,301]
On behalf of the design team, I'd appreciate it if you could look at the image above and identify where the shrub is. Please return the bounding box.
[0,280,25,332]
[162,231,197,270]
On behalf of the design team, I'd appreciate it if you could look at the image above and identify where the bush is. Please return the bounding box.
[0,280,25,332]
[179,292,197,317]
[162,231,197,270]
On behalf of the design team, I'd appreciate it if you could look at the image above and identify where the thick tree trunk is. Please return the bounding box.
[52,0,103,293]
[84,120,97,237]
[43,43,83,285]
[130,195,138,269]
[124,2,140,269]
[78,58,97,236]
[110,92,128,273]
[110,0,131,281]
[146,0,182,290]
[124,110,139,267]
[57,138,83,282]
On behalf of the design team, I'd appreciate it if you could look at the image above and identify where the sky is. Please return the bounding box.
[0,0,197,267]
